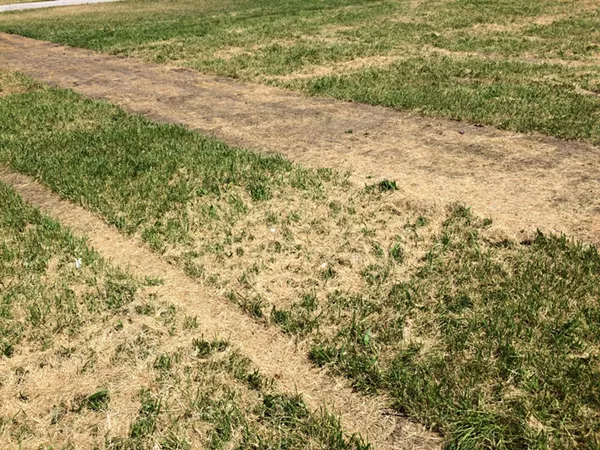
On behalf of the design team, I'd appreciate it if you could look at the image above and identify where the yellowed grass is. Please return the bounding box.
[0,68,38,96]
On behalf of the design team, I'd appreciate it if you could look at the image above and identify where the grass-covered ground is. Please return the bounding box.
[1,71,599,449]
[0,178,368,449]
[0,0,599,143]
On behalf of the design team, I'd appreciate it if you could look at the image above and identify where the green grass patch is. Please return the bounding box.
[1,72,599,448]
[0,82,304,247]
[0,0,599,142]
[289,56,600,141]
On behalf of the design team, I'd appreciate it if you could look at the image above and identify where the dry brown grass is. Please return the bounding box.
[165,182,444,328]
[0,168,440,450]
[0,177,396,449]
[0,302,160,447]
[0,69,38,97]
[266,56,400,82]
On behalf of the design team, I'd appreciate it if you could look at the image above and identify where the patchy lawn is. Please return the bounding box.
[1,70,599,448]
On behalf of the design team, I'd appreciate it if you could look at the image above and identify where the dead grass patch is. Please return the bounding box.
[0,69,38,97]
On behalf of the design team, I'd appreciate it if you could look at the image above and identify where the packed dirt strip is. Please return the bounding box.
[0,33,598,246]
[0,168,442,450]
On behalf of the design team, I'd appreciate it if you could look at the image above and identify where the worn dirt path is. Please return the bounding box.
[1,33,599,246]
[0,168,440,450]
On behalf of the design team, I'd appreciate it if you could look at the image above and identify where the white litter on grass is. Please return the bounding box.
[270,227,277,233]
[75,258,82,269]
[0,0,119,13]
[320,262,328,269]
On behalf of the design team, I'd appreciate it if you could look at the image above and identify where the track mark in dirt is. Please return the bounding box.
[0,168,441,450]
[0,33,598,246]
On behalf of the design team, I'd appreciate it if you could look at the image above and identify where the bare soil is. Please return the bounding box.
[0,168,441,450]
[1,33,598,246]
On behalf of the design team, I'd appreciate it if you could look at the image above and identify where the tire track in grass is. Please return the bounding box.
[0,167,442,450]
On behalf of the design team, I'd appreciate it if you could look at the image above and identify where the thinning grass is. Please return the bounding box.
[0,0,599,142]
[0,70,38,96]
[0,180,138,358]
[0,181,369,449]
[1,72,599,448]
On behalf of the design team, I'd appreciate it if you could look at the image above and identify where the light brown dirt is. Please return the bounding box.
[0,168,441,450]
[0,33,598,245]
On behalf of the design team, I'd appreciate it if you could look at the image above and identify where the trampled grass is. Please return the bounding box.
[1,71,599,449]
[0,0,599,143]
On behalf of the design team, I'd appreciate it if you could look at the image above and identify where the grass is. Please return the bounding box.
[307,211,600,449]
[0,0,599,143]
[0,181,368,449]
[1,70,600,448]
[0,178,138,358]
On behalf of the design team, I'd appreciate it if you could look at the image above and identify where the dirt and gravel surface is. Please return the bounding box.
[1,32,598,246]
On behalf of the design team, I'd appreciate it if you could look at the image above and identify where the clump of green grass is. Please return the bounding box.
[75,390,111,412]
[0,0,599,142]
[365,179,397,193]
